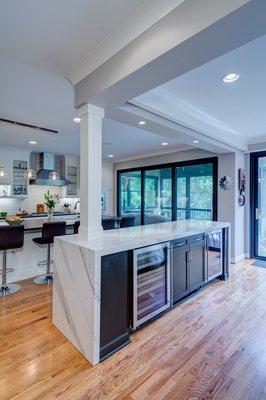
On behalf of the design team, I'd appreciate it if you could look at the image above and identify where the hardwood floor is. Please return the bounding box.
[1,259,266,399]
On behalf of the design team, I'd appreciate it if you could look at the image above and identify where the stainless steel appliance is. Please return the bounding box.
[206,230,223,281]
[133,242,171,329]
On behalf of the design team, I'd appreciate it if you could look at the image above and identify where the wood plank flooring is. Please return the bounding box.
[1,259,266,399]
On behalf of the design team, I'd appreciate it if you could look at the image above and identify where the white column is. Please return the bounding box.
[78,103,104,238]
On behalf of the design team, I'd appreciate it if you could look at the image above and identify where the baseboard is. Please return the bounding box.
[230,253,246,264]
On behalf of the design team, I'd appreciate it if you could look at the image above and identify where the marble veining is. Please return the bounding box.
[53,239,101,365]
[53,220,230,365]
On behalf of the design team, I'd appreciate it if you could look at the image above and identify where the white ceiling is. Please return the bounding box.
[0,0,146,74]
[102,118,190,160]
[1,1,265,159]
[0,53,189,159]
[131,35,266,149]
[0,0,191,160]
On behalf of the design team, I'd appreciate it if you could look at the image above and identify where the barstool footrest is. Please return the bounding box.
[34,275,53,285]
[0,267,15,274]
[0,283,21,297]
[37,260,54,267]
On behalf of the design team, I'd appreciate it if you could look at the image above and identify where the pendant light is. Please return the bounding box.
[28,138,36,180]
[49,142,60,180]
[0,134,7,178]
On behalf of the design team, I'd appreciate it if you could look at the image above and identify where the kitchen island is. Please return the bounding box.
[0,214,79,282]
[53,220,230,366]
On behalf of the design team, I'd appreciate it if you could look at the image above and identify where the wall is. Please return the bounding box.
[114,148,247,262]
[0,146,114,215]
[102,159,114,215]
[0,146,80,213]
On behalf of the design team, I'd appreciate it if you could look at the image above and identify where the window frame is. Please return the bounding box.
[117,157,218,225]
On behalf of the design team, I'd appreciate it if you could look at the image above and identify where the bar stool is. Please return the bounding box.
[32,221,66,285]
[73,220,80,234]
[0,225,24,297]
[102,219,116,230]
[120,215,135,228]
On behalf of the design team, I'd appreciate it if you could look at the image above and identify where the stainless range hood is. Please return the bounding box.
[29,152,68,186]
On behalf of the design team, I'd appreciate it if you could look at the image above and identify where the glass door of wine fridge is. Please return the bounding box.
[206,230,223,281]
[133,242,171,329]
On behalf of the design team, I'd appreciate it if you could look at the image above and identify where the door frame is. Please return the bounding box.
[250,151,266,259]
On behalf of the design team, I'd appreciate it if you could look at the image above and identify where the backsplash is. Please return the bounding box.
[0,185,79,215]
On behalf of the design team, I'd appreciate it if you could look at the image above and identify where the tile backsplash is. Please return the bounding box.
[0,185,79,215]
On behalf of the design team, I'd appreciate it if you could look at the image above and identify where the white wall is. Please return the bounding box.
[114,148,247,262]
[217,152,246,262]
[102,159,114,215]
[0,146,114,215]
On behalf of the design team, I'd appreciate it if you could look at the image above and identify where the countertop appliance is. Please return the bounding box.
[133,242,171,329]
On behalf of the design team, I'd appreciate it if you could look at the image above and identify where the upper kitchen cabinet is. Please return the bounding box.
[66,165,78,196]
[12,160,28,196]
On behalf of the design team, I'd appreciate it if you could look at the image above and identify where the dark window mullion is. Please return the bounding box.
[141,169,145,225]
[172,167,177,221]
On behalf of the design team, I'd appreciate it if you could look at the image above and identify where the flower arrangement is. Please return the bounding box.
[44,190,60,210]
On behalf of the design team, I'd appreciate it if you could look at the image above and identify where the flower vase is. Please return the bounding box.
[47,208,54,221]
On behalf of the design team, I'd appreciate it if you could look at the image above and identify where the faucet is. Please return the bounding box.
[74,200,80,211]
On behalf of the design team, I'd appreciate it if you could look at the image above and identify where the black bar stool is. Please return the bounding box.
[73,220,80,234]
[102,219,116,230]
[33,221,66,285]
[120,215,135,228]
[0,225,24,297]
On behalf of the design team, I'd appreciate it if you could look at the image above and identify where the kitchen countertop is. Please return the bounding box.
[56,219,230,256]
[0,215,79,231]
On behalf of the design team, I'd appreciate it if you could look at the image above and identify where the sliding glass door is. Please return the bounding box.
[118,170,141,225]
[144,168,172,224]
[251,152,266,259]
[176,163,214,220]
[117,157,217,226]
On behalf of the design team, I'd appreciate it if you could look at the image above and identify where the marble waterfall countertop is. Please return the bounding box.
[55,219,230,256]
[53,219,230,366]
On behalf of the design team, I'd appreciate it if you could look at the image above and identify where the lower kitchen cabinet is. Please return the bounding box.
[172,239,190,303]
[172,234,206,304]
[189,234,206,291]
[100,251,131,361]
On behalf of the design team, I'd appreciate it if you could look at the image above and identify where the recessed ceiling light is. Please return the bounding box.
[73,117,81,123]
[29,141,37,145]
[193,140,199,144]
[108,154,114,158]
[222,73,240,83]
[138,121,146,125]
[161,142,168,146]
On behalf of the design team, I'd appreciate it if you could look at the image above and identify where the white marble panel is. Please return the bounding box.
[52,238,101,365]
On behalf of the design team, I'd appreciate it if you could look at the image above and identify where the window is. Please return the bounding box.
[117,158,217,225]
[119,171,141,225]
[144,168,172,224]
[176,163,214,220]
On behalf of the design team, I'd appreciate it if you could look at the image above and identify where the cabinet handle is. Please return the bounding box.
[175,241,185,247]
[193,237,202,242]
